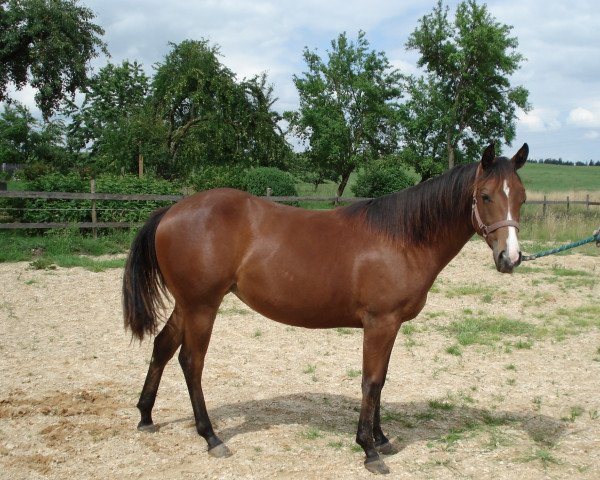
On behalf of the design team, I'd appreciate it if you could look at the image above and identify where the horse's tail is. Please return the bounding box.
[123,206,171,341]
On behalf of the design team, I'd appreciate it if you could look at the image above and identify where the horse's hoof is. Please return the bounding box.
[137,422,159,433]
[364,458,390,475]
[208,443,232,458]
[377,441,399,455]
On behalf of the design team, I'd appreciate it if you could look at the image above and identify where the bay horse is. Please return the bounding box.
[122,143,528,474]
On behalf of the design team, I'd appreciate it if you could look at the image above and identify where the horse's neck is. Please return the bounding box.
[421,211,475,277]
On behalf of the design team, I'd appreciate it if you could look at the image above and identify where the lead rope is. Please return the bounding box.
[521,228,600,261]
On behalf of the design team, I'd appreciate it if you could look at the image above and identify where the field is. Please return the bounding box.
[1,240,599,479]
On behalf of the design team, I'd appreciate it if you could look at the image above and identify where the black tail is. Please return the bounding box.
[123,207,171,341]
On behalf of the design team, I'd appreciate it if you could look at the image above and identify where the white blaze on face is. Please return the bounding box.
[503,180,520,263]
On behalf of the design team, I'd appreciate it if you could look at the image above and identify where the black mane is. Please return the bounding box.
[342,162,478,244]
[342,159,519,244]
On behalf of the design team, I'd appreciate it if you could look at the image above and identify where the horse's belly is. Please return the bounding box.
[232,274,362,329]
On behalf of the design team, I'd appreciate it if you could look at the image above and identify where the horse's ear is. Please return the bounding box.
[481,143,496,170]
[511,143,528,170]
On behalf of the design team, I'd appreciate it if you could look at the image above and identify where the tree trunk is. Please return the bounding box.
[446,139,456,170]
[337,170,352,198]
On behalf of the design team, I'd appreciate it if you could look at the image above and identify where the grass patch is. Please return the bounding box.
[543,305,600,338]
[562,406,585,423]
[0,230,132,271]
[428,399,455,411]
[301,427,324,440]
[444,284,497,299]
[445,344,462,356]
[335,327,355,335]
[520,448,561,469]
[446,312,537,347]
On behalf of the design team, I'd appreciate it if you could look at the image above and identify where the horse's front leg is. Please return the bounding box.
[356,321,399,475]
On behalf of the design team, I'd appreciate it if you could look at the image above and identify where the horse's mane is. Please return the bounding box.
[341,159,516,245]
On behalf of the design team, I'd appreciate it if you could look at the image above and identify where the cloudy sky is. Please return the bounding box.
[11,0,600,162]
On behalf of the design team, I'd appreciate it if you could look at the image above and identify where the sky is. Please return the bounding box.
[9,0,600,162]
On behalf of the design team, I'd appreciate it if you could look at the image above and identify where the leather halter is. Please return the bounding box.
[471,166,520,238]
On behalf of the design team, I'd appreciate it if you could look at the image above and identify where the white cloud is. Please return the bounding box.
[583,131,599,140]
[567,104,600,128]
[517,108,560,132]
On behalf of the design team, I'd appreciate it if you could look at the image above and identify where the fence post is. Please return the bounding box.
[90,179,97,240]
[586,194,590,210]
[567,195,570,214]
[266,187,272,197]
[543,195,547,217]
[138,154,144,178]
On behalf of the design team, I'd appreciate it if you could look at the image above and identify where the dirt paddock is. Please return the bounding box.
[1,241,599,479]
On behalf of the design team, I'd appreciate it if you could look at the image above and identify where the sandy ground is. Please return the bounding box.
[1,241,599,479]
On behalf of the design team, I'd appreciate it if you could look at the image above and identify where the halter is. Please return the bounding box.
[471,166,520,238]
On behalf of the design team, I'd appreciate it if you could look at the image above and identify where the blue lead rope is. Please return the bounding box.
[521,230,600,262]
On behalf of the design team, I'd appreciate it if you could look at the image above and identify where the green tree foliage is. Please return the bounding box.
[66,60,153,174]
[151,40,291,179]
[351,157,417,198]
[0,101,69,172]
[405,0,530,177]
[245,167,297,196]
[0,0,107,119]
[187,164,248,192]
[285,31,403,196]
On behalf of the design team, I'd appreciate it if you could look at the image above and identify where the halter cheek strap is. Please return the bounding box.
[471,194,520,238]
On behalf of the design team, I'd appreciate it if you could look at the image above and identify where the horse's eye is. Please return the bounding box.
[481,193,491,203]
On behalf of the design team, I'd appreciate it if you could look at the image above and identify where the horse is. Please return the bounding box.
[122,143,528,474]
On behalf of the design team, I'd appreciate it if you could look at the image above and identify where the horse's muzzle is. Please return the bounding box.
[495,250,522,273]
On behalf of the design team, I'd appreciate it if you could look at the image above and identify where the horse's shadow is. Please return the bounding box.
[155,392,565,451]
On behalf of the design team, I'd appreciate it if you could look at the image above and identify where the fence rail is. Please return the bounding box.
[0,190,598,231]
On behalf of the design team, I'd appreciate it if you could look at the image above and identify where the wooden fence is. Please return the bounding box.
[0,190,598,231]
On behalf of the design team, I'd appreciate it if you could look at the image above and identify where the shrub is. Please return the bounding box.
[94,175,181,223]
[19,173,181,224]
[351,161,416,198]
[188,165,248,192]
[244,167,297,197]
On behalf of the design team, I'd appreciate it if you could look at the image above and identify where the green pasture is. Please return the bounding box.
[519,162,600,194]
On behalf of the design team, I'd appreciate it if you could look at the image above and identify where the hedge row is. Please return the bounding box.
[5,167,298,224]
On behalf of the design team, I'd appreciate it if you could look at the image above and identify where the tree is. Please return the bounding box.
[0,0,107,119]
[67,60,152,174]
[285,31,403,196]
[151,39,291,178]
[0,101,37,163]
[405,0,530,174]
[0,101,69,170]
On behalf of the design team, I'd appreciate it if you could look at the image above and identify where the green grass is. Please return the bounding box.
[520,162,600,192]
[444,284,499,299]
[445,344,462,356]
[0,230,133,266]
[446,313,537,347]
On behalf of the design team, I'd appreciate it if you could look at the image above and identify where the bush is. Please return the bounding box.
[94,175,181,222]
[188,165,248,192]
[351,161,417,198]
[244,167,297,197]
[19,173,181,224]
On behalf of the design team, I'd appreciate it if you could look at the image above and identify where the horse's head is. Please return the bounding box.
[472,143,528,273]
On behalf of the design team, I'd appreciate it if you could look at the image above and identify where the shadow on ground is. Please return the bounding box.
[152,392,565,451]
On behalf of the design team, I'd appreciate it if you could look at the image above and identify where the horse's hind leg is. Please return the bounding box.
[178,303,231,458]
[137,309,183,432]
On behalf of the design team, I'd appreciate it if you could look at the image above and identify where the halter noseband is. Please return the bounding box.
[471,167,520,238]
